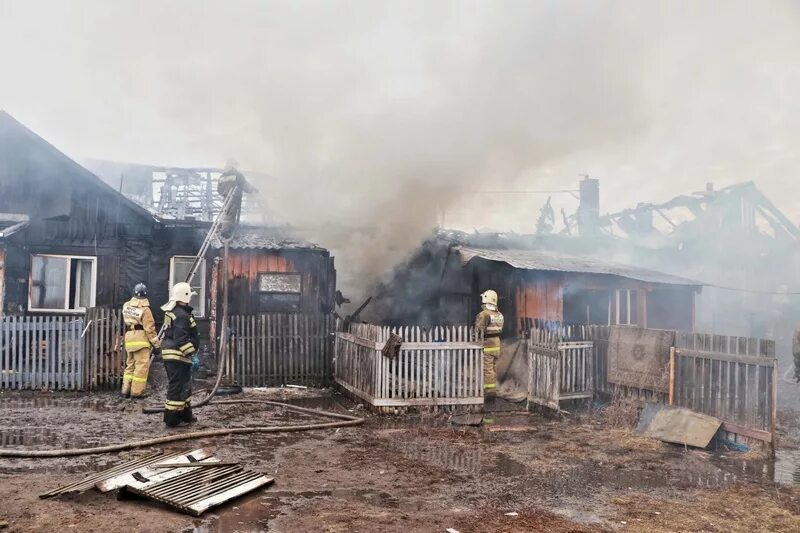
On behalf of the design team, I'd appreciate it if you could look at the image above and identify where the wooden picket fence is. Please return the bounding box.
[83,307,125,390]
[0,315,85,390]
[521,317,778,449]
[225,313,334,387]
[671,348,776,446]
[334,322,485,412]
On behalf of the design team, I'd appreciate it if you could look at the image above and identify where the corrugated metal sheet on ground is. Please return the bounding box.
[123,464,273,516]
[40,448,212,498]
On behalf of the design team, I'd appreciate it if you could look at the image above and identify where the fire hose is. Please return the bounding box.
[0,400,364,458]
[0,186,365,459]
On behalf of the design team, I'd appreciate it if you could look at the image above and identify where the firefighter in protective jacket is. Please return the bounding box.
[474,289,504,397]
[218,159,256,241]
[161,282,200,427]
[121,283,160,398]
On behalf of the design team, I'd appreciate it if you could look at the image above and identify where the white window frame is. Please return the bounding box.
[169,256,206,317]
[28,254,97,313]
[614,289,638,326]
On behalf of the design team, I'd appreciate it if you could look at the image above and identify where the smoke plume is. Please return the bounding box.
[1,0,799,303]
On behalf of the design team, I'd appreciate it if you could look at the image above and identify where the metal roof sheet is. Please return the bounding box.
[210,228,323,251]
[0,213,29,238]
[456,246,702,286]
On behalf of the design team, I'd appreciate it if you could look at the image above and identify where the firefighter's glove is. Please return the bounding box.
[191,354,201,371]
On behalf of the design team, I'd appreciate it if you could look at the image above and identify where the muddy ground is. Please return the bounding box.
[1,388,799,533]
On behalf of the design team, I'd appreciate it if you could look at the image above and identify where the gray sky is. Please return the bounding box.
[2,0,799,286]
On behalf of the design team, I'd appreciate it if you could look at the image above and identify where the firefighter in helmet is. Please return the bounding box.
[120,283,160,398]
[217,159,256,241]
[161,282,200,427]
[475,289,504,399]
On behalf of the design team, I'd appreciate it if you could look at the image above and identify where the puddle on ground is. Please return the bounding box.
[276,395,348,412]
[386,436,482,474]
[0,426,92,448]
[0,397,118,412]
[774,448,800,484]
[488,448,797,495]
[711,447,800,486]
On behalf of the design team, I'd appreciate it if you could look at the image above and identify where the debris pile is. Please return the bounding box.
[40,447,273,516]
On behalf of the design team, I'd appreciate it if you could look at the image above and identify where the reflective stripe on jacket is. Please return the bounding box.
[161,304,199,365]
[122,297,160,352]
[475,306,505,336]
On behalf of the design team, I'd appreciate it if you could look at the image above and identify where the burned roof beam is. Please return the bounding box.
[744,184,800,241]
[654,208,678,230]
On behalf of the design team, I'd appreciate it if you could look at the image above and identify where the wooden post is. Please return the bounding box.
[668,347,676,406]
[771,362,778,458]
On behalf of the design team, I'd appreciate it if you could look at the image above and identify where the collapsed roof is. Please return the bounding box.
[597,181,800,246]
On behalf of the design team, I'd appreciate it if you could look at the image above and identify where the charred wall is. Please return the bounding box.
[221,248,335,316]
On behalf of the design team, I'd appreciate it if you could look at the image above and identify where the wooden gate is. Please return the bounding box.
[83,307,125,390]
[526,323,594,409]
[225,313,334,387]
[0,315,84,390]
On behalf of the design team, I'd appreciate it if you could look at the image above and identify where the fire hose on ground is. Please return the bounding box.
[0,211,365,459]
[0,400,364,458]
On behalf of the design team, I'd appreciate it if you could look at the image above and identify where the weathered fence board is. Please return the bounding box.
[525,322,594,409]
[84,307,125,390]
[672,348,776,445]
[335,323,484,412]
[0,315,84,390]
[227,313,334,387]
[521,317,778,448]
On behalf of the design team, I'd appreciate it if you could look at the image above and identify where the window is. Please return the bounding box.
[169,256,206,317]
[258,272,302,311]
[614,289,638,326]
[29,254,97,312]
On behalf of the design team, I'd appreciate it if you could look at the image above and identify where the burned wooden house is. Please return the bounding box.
[373,230,702,335]
[596,181,800,343]
[0,111,336,357]
[0,110,159,315]
[540,178,800,348]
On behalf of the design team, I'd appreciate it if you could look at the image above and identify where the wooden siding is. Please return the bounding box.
[516,278,563,323]
[221,249,336,316]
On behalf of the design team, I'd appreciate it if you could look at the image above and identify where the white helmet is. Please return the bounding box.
[162,282,197,311]
[171,282,196,304]
[480,289,498,306]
